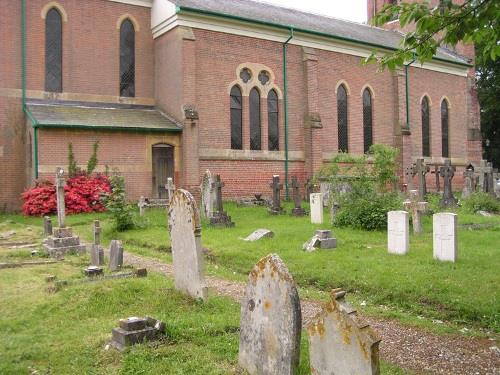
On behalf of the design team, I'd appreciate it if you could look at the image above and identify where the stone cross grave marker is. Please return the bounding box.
[433,213,458,262]
[200,169,215,219]
[403,190,428,234]
[166,177,176,202]
[269,175,283,215]
[462,165,475,199]
[291,176,306,216]
[109,240,124,272]
[43,216,53,237]
[239,254,301,375]
[387,211,409,255]
[209,175,234,227]
[55,167,66,228]
[439,159,457,208]
[404,163,416,192]
[310,193,323,224]
[168,189,208,300]
[307,289,381,375]
[415,158,430,200]
[91,220,104,266]
[431,165,441,192]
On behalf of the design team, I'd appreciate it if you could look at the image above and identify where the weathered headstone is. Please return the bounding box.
[85,266,103,277]
[209,175,235,227]
[239,254,301,375]
[403,190,428,234]
[109,240,124,272]
[303,229,336,252]
[307,289,381,375]
[200,170,216,219]
[404,163,416,191]
[387,211,409,255]
[439,159,457,207]
[476,160,492,194]
[433,213,458,262]
[431,165,441,192]
[269,175,284,215]
[415,158,430,200]
[166,177,176,202]
[111,316,165,351]
[291,176,306,216]
[243,229,274,242]
[55,167,66,228]
[90,220,104,266]
[43,216,53,236]
[310,193,323,224]
[462,165,475,199]
[304,179,313,202]
[138,196,147,216]
[320,182,331,207]
[168,189,208,300]
[488,164,497,198]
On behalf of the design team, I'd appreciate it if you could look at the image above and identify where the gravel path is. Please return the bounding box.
[122,251,499,375]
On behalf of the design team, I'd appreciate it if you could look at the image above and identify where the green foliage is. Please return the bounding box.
[86,141,99,176]
[365,0,500,70]
[67,143,77,178]
[368,144,400,192]
[103,175,134,231]
[461,192,500,213]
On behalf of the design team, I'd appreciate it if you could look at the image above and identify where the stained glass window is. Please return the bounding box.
[363,88,373,153]
[422,96,431,157]
[45,8,63,92]
[230,86,243,150]
[120,20,135,97]
[249,88,261,150]
[337,85,348,153]
[268,89,279,151]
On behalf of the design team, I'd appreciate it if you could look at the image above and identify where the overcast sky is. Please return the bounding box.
[261,0,368,23]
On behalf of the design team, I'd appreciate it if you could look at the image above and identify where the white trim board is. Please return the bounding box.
[107,0,152,8]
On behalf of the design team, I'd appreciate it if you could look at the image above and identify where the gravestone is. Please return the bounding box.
[404,163,416,191]
[462,165,475,199]
[200,170,216,219]
[168,189,208,300]
[138,196,147,216]
[243,229,274,242]
[310,193,323,224]
[494,171,500,199]
[320,182,331,207]
[209,175,235,227]
[109,240,124,272]
[387,211,409,255]
[291,176,306,216]
[307,289,381,375]
[269,175,284,215]
[90,220,104,266]
[43,168,86,258]
[85,266,103,277]
[304,179,313,202]
[166,177,176,202]
[476,160,492,193]
[111,316,166,351]
[488,164,497,198]
[431,165,441,192]
[439,159,457,207]
[433,213,458,262]
[403,190,428,234]
[239,254,301,375]
[43,216,53,236]
[415,158,430,200]
[303,229,336,252]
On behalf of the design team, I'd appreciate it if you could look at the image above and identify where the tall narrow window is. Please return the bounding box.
[268,89,279,151]
[45,8,63,92]
[421,96,431,157]
[337,85,348,153]
[120,19,135,97]
[249,88,261,150]
[230,86,243,150]
[363,88,373,153]
[441,100,449,157]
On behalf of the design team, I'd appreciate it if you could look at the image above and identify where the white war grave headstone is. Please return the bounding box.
[310,193,323,224]
[387,211,410,255]
[433,213,458,262]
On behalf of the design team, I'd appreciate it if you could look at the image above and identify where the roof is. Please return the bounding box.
[171,0,470,66]
[26,100,183,132]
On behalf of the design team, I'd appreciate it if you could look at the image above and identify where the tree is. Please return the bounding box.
[365,0,499,70]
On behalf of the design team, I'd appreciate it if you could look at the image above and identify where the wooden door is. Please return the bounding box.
[152,145,174,198]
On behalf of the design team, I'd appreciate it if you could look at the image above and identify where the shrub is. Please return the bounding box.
[461,192,500,214]
[103,175,134,231]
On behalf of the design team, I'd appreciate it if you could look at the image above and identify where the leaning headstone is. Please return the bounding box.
[415,158,430,200]
[291,176,306,216]
[111,316,165,351]
[43,216,53,236]
[239,254,301,375]
[269,175,284,215]
[439,159,457,207]
[243,229,274,242]
[403,190,428,234]
[168,189,208,300]
[303,229,336,252]
[209,175,235,227]
[310,193,323,224]
[387,211,409,255]
[307,288,381,375]
[433,213,458,262]
[109,240,124,272]
[166,177,176,202]
[90,220,104,266]
[200,170,216,219]
[462,165,475,199]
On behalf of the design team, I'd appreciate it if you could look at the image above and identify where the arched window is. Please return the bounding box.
[230,86,243,150]
[120,19,135,97]
[268,89,279,151]
[45,8,63,92]
[362,88,373,153]
[249,87,261,150]
[421,96,431,157]
[337,84,348,153]
[441,100,449,157]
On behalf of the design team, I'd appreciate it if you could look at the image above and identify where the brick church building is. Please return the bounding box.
[0,0,481,211]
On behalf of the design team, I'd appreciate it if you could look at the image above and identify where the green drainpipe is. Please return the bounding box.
[405,57,416,128]
[283,27,293,200]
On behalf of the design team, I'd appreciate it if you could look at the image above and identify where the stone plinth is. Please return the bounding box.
[43,226,86,258]
[84,266,103,277]
[303,230,336,252]
[111,316,165,351]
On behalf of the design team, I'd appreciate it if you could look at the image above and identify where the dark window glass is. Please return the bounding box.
[363,88,373,153]
[250,88,261,150]
[120,20,135,97]
[337,85,348,153]
[268,89,279,151]
[230,86,242,150]
[240,68,252,83]
[259,71,270,85]
[421,96,431,157]
[45,8,63,92]
[441,100,449,157]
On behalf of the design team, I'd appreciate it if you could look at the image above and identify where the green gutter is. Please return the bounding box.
[283,28,293,200]
[32,123,183,133]
[175,6,472,68]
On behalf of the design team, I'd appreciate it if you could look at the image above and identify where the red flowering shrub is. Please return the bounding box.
[22,174,111,216]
